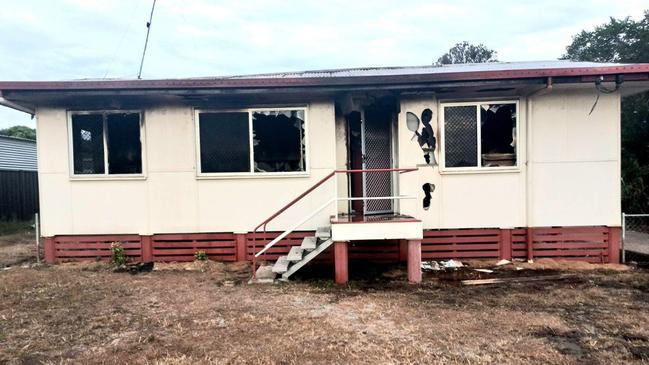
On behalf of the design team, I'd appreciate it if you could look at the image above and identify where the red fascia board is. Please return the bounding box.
[1,64,649,91]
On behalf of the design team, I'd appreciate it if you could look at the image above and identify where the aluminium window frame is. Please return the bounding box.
[439,99,520,173]
[66,110,147,180]
[194,106,310,179]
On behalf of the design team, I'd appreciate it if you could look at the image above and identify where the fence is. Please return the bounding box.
[0,170,39,221]
[622,213,649,263]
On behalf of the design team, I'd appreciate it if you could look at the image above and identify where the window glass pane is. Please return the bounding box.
[252,110,306,172]
[106,113,142,174]
[199,112,250,173]
[71,114,105,174]
[481,103,517,167]
[444,105,478,167]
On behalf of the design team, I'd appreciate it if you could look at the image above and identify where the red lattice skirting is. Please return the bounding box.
[43,226,621,264]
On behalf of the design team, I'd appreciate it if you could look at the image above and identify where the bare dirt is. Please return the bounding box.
[1,234,649,364]
[0,230,38,269]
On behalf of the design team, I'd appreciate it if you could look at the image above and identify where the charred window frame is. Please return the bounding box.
[195,107,308,177]
[68,111,145,178]
[440,100,518,172]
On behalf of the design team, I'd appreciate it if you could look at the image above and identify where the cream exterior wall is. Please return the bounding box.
[397,89,621,229]
[37,102,338,236]
[36,88,621,236]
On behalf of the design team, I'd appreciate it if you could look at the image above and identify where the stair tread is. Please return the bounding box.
[316,226,331,239]
[301,236,317,250]
[282,238,333,280]
[287,246,304,262]
[272,256,290,274]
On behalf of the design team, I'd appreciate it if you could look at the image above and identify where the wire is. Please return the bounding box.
[137,0,157,79]
[589,75,624,115]
[103,1,142,78]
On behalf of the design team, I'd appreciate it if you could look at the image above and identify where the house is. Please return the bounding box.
[1,60,648,283]
[0,134,38,221]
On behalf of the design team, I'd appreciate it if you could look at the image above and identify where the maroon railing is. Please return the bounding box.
[251,167,418,279]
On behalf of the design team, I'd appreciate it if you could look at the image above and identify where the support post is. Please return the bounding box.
[608,227,621,264]
[141,235,153,263]
[44,237,55,264]
[235,233,247,262]
[407,239,422,284]
[499,229,512,260]
[334,241,348,285]
[526,227,534,261]
[399,239,408,262]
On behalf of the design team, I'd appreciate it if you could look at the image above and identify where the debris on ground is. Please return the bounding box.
[421,261,441,271]
[496,259,512,266]
[441,259,464,268]
[461,274,572,286]
[474,269,494,274]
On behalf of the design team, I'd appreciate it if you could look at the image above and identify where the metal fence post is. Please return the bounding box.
[35,213,40,264]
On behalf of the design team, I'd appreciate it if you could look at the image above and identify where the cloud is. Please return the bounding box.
[0,0,647,128]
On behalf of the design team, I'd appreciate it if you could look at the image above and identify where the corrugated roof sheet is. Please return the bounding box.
[0,135,37,171]
[0,60,647,92]
[224,60,623,79]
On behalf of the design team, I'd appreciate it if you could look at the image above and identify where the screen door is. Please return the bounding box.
[361,107,393,215]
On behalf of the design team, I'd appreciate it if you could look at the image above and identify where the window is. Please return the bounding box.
[441,101,517,170]
[197,108,307,175]
[69,111,143,176]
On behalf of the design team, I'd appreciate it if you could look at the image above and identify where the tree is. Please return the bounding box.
[0,125,36,140]
[562,11,649,213]
[436,41,498,65]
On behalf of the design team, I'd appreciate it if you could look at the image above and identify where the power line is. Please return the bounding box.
[137,0,157,79]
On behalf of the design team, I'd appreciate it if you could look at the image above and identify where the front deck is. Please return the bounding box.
[329,213,424,284]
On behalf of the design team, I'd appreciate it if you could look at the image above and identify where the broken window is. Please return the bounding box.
[442,101,517,169]
[252,110,305,172]
[197,108,306,175]
[199,112,250,173]
[70,112,143,175]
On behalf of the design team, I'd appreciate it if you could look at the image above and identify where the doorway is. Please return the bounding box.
[347,102,394,215]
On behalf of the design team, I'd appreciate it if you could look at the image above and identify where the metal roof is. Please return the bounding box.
[0,60,648,91]
[0,135,37,171]
[224,61,627,79]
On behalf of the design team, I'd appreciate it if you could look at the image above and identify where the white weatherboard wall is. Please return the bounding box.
[36,102,337,236]
[528,89,621,227]
[398,89,621,229]
[36,87,621,237]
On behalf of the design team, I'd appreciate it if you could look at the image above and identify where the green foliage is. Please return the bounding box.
[110,242,127,267]
[194,250,208,261]
[563,11,649,213]
[436,41,498,65]
[0,125,36,140]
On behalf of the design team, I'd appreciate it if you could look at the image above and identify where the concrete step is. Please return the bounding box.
[272,256,290,274]
[301,236,317,251]
[316,226,331,239]
[282,238,334,280]
[287,246,304,262]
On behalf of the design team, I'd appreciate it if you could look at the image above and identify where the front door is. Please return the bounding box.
[361,105,393,215]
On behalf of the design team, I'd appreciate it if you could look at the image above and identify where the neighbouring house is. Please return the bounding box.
[0,134,38,221]
[1,60,648,283]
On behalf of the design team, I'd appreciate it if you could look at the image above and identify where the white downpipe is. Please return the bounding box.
[255,195,416,257]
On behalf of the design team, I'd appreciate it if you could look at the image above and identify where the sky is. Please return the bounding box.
[0,0,647,129]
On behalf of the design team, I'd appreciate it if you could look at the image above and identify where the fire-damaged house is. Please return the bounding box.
[1,60,649,283]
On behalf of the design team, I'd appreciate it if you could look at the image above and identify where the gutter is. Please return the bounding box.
[0,91,35,116]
